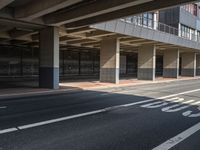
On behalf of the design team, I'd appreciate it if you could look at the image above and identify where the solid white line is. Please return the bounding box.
[1,88,200,135]
[16,88,200,130]
[0,128,18,134]
[0,106,7,109]
[152,122,200,150]
[18,109,106,129]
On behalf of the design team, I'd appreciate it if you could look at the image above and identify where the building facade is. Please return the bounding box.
[0,2,200,83]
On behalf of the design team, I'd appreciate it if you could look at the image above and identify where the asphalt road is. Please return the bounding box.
[0,79,200,150]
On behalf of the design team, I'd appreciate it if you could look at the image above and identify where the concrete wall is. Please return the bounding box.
[91,20,200,50]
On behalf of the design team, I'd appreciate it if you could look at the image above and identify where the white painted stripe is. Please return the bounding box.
[0,128,18,134]
[13,89,200,130]
[0,106,7,109]
[140,97,183,109]
[152,122,200,150]
[18,109,106,129]
[0,88,200,134]
[183,104,200,118]
[157,89,200,98]
[162,100,195,112]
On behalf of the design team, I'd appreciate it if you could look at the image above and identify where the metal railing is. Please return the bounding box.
[121,16,200,43]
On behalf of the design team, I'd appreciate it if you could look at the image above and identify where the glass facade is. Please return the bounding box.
[0,45,39,76]
[123,12,155,29]
[0,46,140,78]
[181,3,198,17]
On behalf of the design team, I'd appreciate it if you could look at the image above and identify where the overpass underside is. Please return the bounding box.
[1,22,200,89]
[0,0,199,89]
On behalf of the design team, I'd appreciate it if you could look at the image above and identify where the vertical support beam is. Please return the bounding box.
[138,44,156,80]
[163,49,179,78]
[181,53,196,77]
[196,55,200,76]
[39,27,59,89]
[100,38,120,84]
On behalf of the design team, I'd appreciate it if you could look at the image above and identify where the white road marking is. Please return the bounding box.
[183,105,200,118]
[152,122,200,150]
[18,109,107,129]
[0,128,18,134]
[141,97,182,109]
[0,88,200,135]
[0,106,7,109]
[162,100,195,113]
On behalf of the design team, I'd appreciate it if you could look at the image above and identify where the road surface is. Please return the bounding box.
[0,79,200,150]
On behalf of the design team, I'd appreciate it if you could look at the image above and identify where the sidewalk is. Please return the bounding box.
[0,76,199,99]
[60,76,200,90]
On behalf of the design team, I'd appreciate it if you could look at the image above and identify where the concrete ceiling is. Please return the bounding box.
[0,0,199,51]
[0,0,198,26]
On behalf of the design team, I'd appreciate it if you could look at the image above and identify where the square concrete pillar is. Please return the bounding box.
[197,55,200,76]
[39,27,59,89]
[138,44,156,80]
[181,53,196,77]
[100,38,120,84]
[163,49,179,78]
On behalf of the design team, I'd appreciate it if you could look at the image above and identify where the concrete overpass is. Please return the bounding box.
[0,0,199,89]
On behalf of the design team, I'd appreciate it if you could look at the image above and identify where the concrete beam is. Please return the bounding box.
[0,17,45,30]
[67,27,95,34]
[0,0,14,10]
[60,36,77,42]
[15,0,82,21]
[86,30,115,38]
[9,28,35,38]
[0,31,10,39]
[65,0,196,28]
[44,0,152,25]
[67,39,97,45]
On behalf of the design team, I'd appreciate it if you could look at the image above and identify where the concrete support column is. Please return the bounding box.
[39,27,59,89]
[181,53,196,77]
[100,38,120,84]
[196,55,200,76]
[163,49,179,78]
[138,44,156,80]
